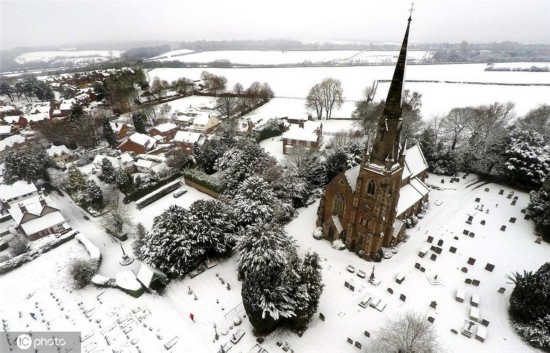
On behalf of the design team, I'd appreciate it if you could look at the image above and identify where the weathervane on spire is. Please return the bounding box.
[408,2,415,21]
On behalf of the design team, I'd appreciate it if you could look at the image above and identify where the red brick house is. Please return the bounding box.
[173,131,204,155]
[111,122,129,140]
[3,115,28,129]
[119,133,157,154]
[149,122,178,142]
[281,121,322,155]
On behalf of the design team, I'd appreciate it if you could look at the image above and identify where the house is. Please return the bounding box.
[149,122,178,142]
[0,125,15,140]
[134,158,157,173]
[0,135,27,158]
[0,106,20,118]
[173,131,204,155]
[16,202,69,240]
[25,113,50,127]
[110,122,129,140]
[286,115,311,126]
[188,113,220,134]
[46,145,73,163]
[59,103,72,117]
[0,181,40,206]
[120,152,135,172]
[282,121,323,155]
[119,133,157,155]
[3,115,27,129]
[92,154,121,171]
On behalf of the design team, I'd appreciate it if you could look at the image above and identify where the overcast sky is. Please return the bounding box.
[1,0,549,50]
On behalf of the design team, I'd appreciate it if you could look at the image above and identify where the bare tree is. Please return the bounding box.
[216,96,238,119]
[101,188,132,239]
[440,107,475,150]
[233,82,244,95]
[305,83,325,120]
[353,83,383,135]
[365,311,441,353]
[320,78,344,119]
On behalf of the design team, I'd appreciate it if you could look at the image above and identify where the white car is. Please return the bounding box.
[173,188,188,198]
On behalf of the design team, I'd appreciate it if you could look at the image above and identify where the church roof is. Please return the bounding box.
[396,177,429,216]
[402,144,429,180]
[345,165,361,191]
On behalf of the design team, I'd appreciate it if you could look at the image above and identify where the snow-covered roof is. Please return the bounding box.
[173,115,194,123]
[136,262,167,288]
[174,131,202,144]
[403,144,428,180]
[93,155,120,168]
[302,120,322,133]
[3,115,21,124]
[8,195,48,224]
[120,153,134,164]
[135,159,156,169]
[0,135,26,152]
[33,106,50,114]
[0,126,11,135]
[47,145,71,157]
[151,162,169,174]
[110,122,126,133]
[396,177,429,216]
[152,122,177,133]
[116,271,142,291]
[60,103,72,110]
[20,211,65,236]
[331,215,344,233]
[128,133,157,147]
[24,113,49,123]
[344,165,361,192]
[193,113,211,126]
[0,106,16,112]
[282,124,319,142]
[0,181,37,202]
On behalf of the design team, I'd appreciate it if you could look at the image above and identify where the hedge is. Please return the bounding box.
[182,169,224,194]
[123,173,182,204]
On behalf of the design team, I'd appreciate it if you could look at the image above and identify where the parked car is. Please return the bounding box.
[357,270,366,278]
[346,265,355,273]
[173,188,188,198]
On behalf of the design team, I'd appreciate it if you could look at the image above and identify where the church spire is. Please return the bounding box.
[369,13,412,166]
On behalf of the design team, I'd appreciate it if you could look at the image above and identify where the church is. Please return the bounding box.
[316,14,430,261]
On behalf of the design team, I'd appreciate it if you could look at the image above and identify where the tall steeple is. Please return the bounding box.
[370,14,412,166]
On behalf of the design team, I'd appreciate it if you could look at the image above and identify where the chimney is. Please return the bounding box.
[18,203,27,213]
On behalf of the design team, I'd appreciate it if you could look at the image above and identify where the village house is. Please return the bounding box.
[119,133,157,155]
[173,130,204,155]
[149,122,178,142]
[110,122,130,140]
[187,113,220,134]
[0,125,15,140]
[3,115,28,129]
[286,115,312,126]
[0,106,20,119]
[46,145,73,163]
[0,135,27,158]
[281,121,323,155]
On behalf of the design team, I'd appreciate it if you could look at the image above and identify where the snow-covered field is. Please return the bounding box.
[148,50,433,65]
[0,172,546,352]
[489,62,550,70]
[14,51,123,65]
[148,64,550,119]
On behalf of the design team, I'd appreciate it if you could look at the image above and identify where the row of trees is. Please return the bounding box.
[0,76,54,102]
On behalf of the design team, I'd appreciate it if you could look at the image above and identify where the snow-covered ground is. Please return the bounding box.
[145,49,195,61]
[148,50,433,65]
[163,96,218,114]
[148,64,550,119]
[14,51,123,65]
[489,62,550,70]
[0,172,546,352]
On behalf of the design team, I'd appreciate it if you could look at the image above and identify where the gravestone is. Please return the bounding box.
[465,278,472,284]
[463,229,469,235]
[400,294,406,302]
[454,236,459,240]
[437,239,444,246]
[536,237,542,244]
[415,263,421,269]
[507,193,513,199]
[466,216,473,224]
[430,254,437,261]
[427,236,434,243]
[514,196,518,201]
[481,319,490,327]
[475,198,480,202]
[420,267,426,272]
[355,341,362,349]
[521,209,526,214]
[498,287,506,294]
[345,281,350,289]
[461,267,468,273]
[387,287,393,294]
[499,189,504,195]
[467,257,476,265]
[430,245,436,252]
[364,331,370,338]
[430,301,437,309]
[319,313,325,321]
[511,200,516,206]
[441,179,445,184]
[451,329,458,334]
[481,220,486,225]
[500,225,507,231]
[449,246,457,253]
[525,215,531,221]
[469,232,475,238]
[485,263,495,272]
[347,338,353,344]
[434,247,442,254]
[484,188,489,192]
[428,317,435,323]
[472,279,480,286]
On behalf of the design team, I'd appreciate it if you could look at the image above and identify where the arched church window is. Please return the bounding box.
[367,179,376,195]
[333,193,345,217]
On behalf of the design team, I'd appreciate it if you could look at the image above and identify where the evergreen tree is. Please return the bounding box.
[115,168,133,193]
[528,178,550,242]
[292,252,324,330]
[503,128,550,189]
[68,165,87,194]
[86,179,103,209]
[99,158,117,184]
[132,112,147,134]
[324,150,348,183]
[509,263,550,323]
[132,223,147,255]
[238,222,296,334]
[139,205,204,277]
[230,176,279,227]
[271,167,310,208]
[103,118,117,146]
[188,200,236,256]
[3,147,53,184]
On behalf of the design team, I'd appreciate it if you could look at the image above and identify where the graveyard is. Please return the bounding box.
[0,171,547,352]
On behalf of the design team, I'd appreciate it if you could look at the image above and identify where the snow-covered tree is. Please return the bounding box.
[3,147,53,184]
[230,176,279,227]
[194,137,233,174]
[517,104,550,142]
[86,179,103,209]
[324,149,348,183]
[101,192,132,239]
[139,205,204,277]
[291,252,324,330]
[115,168,133,193]
[238,222,296,333]
[47,167,69,191]
[270,167,310,208]
[188,200,236,256]
[132,222,147,255]
[528,178,550,242]
[503,128,550,189]
[218,138,274,195]
[99,157,117,184]
[132,112,147,134]
[67,165,87,194]
[103,118,117,146]
[288,149,327,188]
[366,311,441,353]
